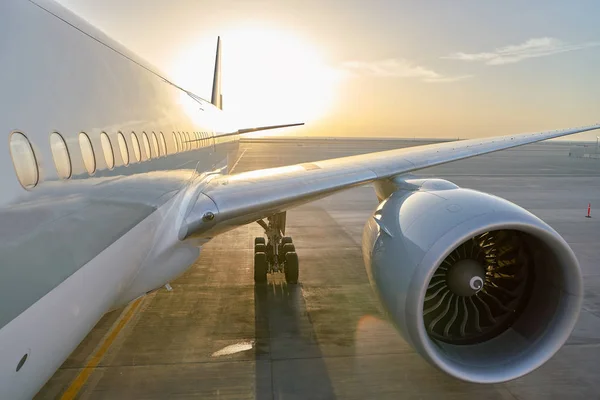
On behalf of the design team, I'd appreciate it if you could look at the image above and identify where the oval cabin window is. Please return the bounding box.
[172,132,179,153]
[49,132,72,179]
[10,132,39,188]
[131,132,141,162]
[176,132,183,151]
[151,132,160,157]
[176,132,182,151]
[178,132,185,151]
[117,132,129,165]
[160,132,167,155]
[78,132,96,175]
[142,132,151,159]
[100,132,114,169]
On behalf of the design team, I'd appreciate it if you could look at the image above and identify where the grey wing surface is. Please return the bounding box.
[180,124,600,239]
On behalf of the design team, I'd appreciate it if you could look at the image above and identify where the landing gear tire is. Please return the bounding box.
[255,237,266,246]
[281,243,295,261]
[282,236,293,245]
[284,252,299,284]
[254,252,268,284]
[255,243,267,253]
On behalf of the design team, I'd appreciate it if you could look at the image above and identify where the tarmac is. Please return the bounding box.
[37,138,600,399]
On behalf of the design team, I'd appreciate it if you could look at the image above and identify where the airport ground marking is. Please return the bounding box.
[60,297,144,400]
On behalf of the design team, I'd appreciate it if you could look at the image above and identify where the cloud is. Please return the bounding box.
[341,59,471,83]
[444,37,600,65]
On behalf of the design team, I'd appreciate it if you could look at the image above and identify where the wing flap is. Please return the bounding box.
[180,124,600,239]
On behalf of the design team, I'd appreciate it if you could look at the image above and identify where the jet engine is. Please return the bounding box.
[363,178,582,383]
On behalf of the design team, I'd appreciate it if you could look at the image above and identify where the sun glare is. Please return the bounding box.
[171,28,341,133]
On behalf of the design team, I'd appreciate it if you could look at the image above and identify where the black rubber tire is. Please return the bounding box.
[282,236,293,245]
[281,243,295,259]
[284,252,299,284]
[254,252,268,283]
[255,237,266,245]
[255,243,267,253]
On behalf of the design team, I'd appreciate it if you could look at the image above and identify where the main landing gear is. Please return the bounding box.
[253,212,299,284]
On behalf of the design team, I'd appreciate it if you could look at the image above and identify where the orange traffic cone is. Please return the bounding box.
[586,203,592,218]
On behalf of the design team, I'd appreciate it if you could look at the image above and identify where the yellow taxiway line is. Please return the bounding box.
[60,297,144,400]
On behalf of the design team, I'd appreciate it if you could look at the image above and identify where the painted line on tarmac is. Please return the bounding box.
[60,297,144,400]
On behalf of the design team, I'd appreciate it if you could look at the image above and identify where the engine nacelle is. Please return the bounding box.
[363,178,582,383]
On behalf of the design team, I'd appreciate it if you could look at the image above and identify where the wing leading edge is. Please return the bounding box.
[179,124,600,239]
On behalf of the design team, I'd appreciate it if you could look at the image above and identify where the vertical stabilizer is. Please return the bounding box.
[211,37,222,110]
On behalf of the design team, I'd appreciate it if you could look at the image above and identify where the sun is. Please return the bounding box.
[171,27,340,133]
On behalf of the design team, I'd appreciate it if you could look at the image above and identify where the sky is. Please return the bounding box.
[57,0,600,140]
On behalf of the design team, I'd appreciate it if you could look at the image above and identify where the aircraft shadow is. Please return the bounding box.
[254,280,336,399]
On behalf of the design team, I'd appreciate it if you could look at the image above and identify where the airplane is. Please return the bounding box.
[0,0,598,398]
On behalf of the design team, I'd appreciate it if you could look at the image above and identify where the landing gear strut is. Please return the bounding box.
[253,212,299,284]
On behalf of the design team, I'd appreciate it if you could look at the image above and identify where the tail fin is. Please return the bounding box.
[211,37,222,110]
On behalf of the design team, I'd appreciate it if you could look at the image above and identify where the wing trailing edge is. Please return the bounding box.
[183,123,305,145]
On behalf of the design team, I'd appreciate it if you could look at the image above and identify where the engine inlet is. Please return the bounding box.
[423,230,534,344]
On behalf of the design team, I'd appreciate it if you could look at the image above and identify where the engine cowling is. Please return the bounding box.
[363,178,582,383]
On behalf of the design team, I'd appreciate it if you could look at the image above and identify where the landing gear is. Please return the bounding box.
[254,252,267,283]
[253,212,300,284]
[284,251,299,284]
[281,242,295,259]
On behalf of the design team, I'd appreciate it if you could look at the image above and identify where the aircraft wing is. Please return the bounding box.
[185,123,306,146]
[179,124,600,239]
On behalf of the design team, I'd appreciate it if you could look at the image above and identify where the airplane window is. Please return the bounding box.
[10,132,39,188]
[78,132,96,175]
[100,132,115,169]
[193,132,198,149]
[151,131,160,157]
[173,132,179,153]
[160,132,167,155]
[117,132,129,165]
[185,132,191,150]
[142,132,151,159]
[49,132,71,179]
[131,132,141,162]
[178,132,185,151]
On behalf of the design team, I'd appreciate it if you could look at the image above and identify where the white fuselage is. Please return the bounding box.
[0,0,238,397]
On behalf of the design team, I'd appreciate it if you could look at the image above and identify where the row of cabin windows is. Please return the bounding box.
[9,130,234,189]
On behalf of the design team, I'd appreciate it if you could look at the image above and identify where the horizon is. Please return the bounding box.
[57,0,600,141]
